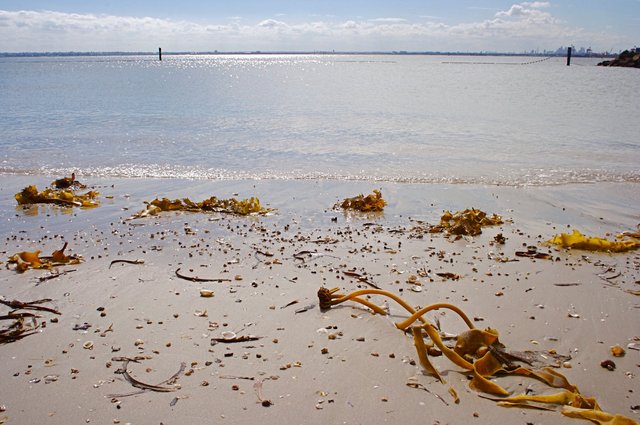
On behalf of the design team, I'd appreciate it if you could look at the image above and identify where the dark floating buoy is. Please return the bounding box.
[566,46,571,66]
[159,47,162,61]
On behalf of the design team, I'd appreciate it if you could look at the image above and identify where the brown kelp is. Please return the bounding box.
[15,174,98,208]
[1,298,61,344]
[337,189,386,212]
[430,208,503,236]
[7,242,82,273]
[317,287,637,424]
[130,195,274,219]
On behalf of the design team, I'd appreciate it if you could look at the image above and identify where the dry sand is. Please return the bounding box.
[1,175,639,425]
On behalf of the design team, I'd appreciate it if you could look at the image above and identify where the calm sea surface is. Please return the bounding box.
[0,54,638,186]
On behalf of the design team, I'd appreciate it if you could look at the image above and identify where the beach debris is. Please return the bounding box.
[600,360,616,371]
[109,259,145,269]
[406,376,449,406]
[0,298,61,315]
[108,357,186,397]
[515,245,552,260]
[436,272,461,281]
[253,379,273,407]
[1,298,60,344]
[7,242,82,273]
[493,233,507,244]
[52,172,86,189]
[199,290,214,298]
[337,189,386,212]
[610,345,625,357]
[294,304,316,314]
[129,195,274,219]
[342,270,380,289]
[292,250,339,263]
[175,268,232,283]
[317,286,637,424]
[36,269,77,284]
[280,300,299,309]
[15,183,99,208]
[430,209,503,236]
[547,229,639,252]
[211,332,261,344]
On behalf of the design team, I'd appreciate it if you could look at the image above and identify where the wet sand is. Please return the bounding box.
[1,175,639,424]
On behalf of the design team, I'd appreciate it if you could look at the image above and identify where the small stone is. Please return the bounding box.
[601,360,616,371]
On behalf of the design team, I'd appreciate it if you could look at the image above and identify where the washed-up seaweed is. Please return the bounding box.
[211,335,261,344]
[7,242,82,273]
[15,181,99,208]
[547,229,639,252]
[175,268,231,283]
[337,189,386,212]
[0,298,61,315]
[430,208,503,236]
[109,259,145,269]
[108,357,186,397]
[0,313,40,344]
[317,287,637,424]
[52,172,86,189]
[342,270,380,289]
[130,195,274,219]
[1,298,60,344]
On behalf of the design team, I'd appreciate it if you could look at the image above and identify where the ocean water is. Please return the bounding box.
[0,54,638,186]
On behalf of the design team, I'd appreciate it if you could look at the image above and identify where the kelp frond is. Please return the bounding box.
[430,208,503,236]
[15,185,99,208]
[8,242,82,273]
[338,189,386,212]
[130,195,274,219]
[317,286,638,424]
[547,229,639,252]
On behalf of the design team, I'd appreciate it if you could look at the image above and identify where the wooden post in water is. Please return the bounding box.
[159,47,162,61]
[566,47,571,66]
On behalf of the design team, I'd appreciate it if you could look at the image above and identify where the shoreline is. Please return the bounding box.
[1,175,639,424]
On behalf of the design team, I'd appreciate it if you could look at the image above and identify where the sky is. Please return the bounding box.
[0,1,638,53]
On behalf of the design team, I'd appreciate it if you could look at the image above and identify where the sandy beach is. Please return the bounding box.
[1,175,639,425]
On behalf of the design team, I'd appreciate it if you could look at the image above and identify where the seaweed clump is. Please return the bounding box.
[338,189,386,212]
[318,287,638,424]
[431,208,503,236]
[131,196,274,219]
[7,242,82,273]
[15,174,98,208]
[547,229,639,253]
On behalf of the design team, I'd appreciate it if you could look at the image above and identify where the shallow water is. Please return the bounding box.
[1,54,638,186]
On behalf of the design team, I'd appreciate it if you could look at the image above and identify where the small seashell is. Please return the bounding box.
[410,285,423,292]
[83,341,94,350]
[220,331,236,340]
[200,289,214,298]
[562,361,572,368]
[611,345,625,357]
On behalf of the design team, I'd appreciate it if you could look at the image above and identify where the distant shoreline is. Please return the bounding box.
[0,50,615,58]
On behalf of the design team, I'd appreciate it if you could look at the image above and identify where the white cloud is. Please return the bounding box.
[368,18,407,23]
[0,7,631,53]
[257,19,288,29]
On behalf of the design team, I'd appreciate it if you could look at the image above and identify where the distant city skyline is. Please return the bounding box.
[1,1,638,53]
